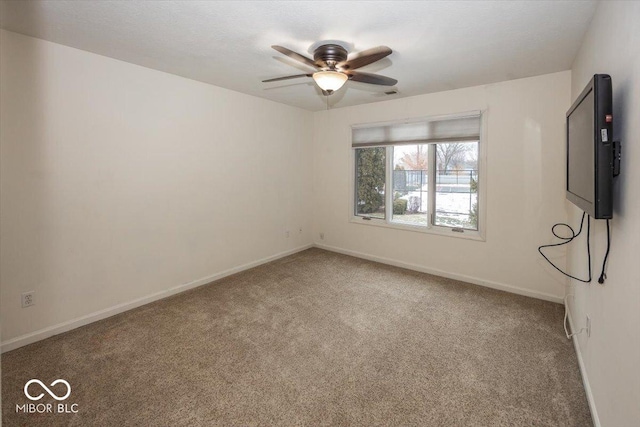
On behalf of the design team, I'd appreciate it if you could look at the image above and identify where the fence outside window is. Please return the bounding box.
[393,169,478,227]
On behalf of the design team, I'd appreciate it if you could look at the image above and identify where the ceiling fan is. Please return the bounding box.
[263,44,397,95]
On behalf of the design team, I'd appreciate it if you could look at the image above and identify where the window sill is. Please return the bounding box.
[349,216,485,242]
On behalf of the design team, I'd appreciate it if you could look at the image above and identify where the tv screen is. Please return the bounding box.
[566,74,613,219]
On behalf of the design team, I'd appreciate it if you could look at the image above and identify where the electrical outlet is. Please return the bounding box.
[299,228,303,234]
[21,291,35,308]
[320,232,325,240]
[586,315,591,337]
[285,230,290,238]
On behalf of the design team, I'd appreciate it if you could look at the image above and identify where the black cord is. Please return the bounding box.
[538,212,592,283]
[598,219,611,284]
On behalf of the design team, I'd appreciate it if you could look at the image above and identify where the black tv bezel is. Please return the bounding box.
[566,74,613,219]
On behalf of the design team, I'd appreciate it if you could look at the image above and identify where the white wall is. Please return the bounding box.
[568,2,640,426]
[313,71,571,302]
[0,30,314,346]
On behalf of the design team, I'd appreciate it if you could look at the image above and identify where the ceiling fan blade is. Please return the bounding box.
[262,74,312,83]
[339,46,392,70]
[347,71,397,86]
[271,45,319,69]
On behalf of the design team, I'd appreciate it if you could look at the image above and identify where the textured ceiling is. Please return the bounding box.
[1,1,597,111]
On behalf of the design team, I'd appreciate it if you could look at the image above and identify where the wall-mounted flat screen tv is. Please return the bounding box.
[566,74,614,219]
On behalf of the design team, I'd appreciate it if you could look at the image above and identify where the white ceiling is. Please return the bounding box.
[1,1,597,111]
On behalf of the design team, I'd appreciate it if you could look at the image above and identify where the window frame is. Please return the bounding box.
[349,111,487,242]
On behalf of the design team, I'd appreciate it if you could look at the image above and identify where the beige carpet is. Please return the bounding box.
[2,248,590,426]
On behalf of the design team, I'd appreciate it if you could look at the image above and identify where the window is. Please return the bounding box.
[392,144,430,225]
[353,112,482,235]
[355,147,386,219]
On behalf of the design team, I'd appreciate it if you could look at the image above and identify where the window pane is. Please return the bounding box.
[355,147,386,219]
[391,144,429,226]
[434,142,478,230]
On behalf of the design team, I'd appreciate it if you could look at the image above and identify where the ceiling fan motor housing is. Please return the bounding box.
[314,44,348,68]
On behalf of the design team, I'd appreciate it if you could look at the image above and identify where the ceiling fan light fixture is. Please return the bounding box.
[312,71,348,93]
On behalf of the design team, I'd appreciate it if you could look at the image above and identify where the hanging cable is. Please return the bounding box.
[563,295,586,339]
[598,219,611,284]
[538,212,592,283]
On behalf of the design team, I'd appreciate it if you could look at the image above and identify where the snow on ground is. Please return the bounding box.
[397,188,477,229]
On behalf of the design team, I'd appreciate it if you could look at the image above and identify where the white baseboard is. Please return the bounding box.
[1,244,313,353]
[314,243,564,304]
[566,304,600,427]
[1,242,563,353]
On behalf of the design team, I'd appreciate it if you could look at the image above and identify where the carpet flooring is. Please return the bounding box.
[2,248,591,426]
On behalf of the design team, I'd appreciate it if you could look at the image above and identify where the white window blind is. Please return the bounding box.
[351,112,481,148]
